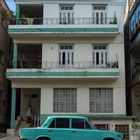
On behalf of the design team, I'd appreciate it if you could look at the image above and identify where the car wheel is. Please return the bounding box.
[37,137,51,140]
[103,138,115,140]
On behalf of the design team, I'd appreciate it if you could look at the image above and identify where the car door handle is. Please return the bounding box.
[48,130,53,132]
[71,131,76,133]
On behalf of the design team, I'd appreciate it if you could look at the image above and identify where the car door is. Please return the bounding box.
[47,118,71,140]
[70,118,100,140]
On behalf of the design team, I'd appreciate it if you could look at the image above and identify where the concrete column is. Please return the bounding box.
[16,4,20,24]
[12,43,18,68]
[10,88,16,128]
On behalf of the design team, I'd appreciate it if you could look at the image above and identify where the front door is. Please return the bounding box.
[59,4,74,24]
[30,93,40,116]
[59,44,74,67]
[20,88,41,119]
[93,4,107,24]
[93,45,108,67]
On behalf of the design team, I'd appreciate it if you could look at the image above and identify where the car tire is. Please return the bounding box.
[37,137,51,140]
[103,138,115,140]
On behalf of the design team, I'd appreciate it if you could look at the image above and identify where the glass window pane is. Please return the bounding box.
[53,88,77,112]
[89,88,113,113]
[72,119,84,129]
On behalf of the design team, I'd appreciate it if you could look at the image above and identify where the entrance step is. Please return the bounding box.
[15,120,33,135]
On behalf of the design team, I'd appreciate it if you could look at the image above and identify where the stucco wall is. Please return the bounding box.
[43,1,123,32]
[40,84,126,115]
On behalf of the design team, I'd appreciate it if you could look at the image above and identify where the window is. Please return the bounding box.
[59,4,74,24]
[53,88,77,112]
[72,119,91,129]
[93,4,107,24]
[59,44,74,67]
[49,118,70,128]
[0,91,2,113]
[93,45,108,67]
[89,88,113,113]
[0,50,3,64]
[130,4,140,38]
[130,15,136,36]
[94,124,109,130]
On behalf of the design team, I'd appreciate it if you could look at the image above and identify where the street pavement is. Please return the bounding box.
[0,136,18,140]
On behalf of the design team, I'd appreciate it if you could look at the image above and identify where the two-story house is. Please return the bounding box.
[7,0,132,139]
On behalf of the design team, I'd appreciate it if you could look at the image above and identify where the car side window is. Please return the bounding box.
[72,119,92,129]
[49,118,70,128]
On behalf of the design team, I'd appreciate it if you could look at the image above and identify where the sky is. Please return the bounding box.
[6,0,126,12]
[6,0,16,12]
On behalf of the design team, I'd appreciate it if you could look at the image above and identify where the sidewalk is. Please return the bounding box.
[0,136,18,140]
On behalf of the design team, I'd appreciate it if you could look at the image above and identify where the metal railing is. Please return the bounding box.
[11,17,118,25]
[13,61,119,69]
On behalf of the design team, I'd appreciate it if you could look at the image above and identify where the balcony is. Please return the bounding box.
[6,61,120,80]
[9,17,119,38]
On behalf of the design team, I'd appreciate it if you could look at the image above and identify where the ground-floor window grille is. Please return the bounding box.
[89,88,113,113]
[115,125,129,140]
[94,124,109,130]
[53,88,77,112]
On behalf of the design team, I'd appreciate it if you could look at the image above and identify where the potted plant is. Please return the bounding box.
[111,61,118,68]
[20,14,28,24]
[113,12,117,24]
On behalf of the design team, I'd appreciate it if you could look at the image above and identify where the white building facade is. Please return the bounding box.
[7,0,132,139]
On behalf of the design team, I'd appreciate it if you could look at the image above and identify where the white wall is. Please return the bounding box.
[44,4,59,19]
[74,44,92,62]
[40,85,126,115]
[42,44,59,68]
[43,1,124,32]
[41,87,53,114]
[74,4,92,18]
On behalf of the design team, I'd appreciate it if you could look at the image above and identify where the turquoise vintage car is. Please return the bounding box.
[19,116,123,140]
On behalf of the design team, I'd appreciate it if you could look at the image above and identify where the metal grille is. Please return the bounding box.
[94,124,109,130]
[115,125,129,140]
[89,88,113,113]
[53,88,77,112]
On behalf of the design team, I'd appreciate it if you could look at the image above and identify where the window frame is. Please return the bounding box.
[92,4,107,24]
[92,44,108,67]
[58,44,74,67]
[48,118,70,129]
[89,88,113,113]
[130,4,140,38]
[71,118,92,129]
[59,4,74,24]
[53,88,77,113]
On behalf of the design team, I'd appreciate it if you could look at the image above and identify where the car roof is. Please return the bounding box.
[47,115,88,119]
